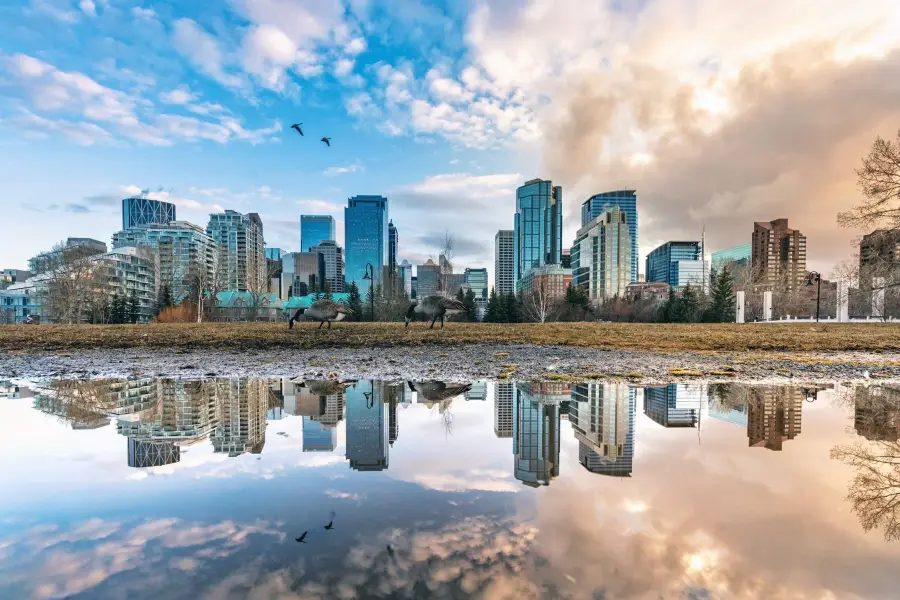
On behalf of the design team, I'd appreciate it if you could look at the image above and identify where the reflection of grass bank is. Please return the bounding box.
[3,322,900,353]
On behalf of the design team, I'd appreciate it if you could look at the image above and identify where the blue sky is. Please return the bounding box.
[2,0,900,277]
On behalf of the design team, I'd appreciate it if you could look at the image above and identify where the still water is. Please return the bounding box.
[1,377,899,599]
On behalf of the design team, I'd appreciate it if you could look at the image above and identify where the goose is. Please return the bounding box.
[405,295,465,329]
[291,378,354,396]
[407,380,472,403]
[289,299,352,329]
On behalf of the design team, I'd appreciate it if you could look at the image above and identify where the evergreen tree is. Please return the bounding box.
[464,288,477,322]
[707,267,736,322]
[126,288,140,324]
[563,284,591,321]
[504,292,522,323]
[485,288,502,323]
[156,284,174,316]
[680,284,701,323]
[660,287,678,323]
[347,281,364,321]
[110,293,124,324]
[365,284,376,321]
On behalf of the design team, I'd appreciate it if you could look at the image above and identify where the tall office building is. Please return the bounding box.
[302,417,337,452]
[122,196,176,230]
[711,243,751,281]
[645,241,704,289]
[465,267,488,318]
[398,260,413,296]
[344,196,388,295]
[388,220,399,274]
[112,221,218,301]
[300,215,335,251]
[280,252,324,297]
[127,439,180,468]
[265,248,283,261]
[571,207,631,300]
[513,383,562,487]
[207,211,266,292]
[570,383,635,476]
[581,191,639,283]
[345,381,389,471]
[309,240,345,293]
[747,387,803,451]
[494,383,514,438]
[514,179,563,286]
[494,230,515,296]
[643,384,703,428]
[416,259,441,297]
[751,219,807,290]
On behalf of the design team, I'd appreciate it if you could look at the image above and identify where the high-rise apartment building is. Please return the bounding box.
[112,221,218,301]
[309,240,345,293]
[280,252,324,298]
[645,241,703,289]
[859,229,900,277]
[494,230,514,296]
[571,207,631,300]
[122,196,176,230]
[416,259,441,297]
[747,387,803,451]
[300,215,335,251]
[751,219,806,290]
[398,260,413,296]
[206,211,266,292]
[210,379,268,457]
[581,191,639,283]
[388,220,398,274]
[28,238,107,274]
[643,384,703,428]
[570,383,635,476]
[344,196,388,295]
[494,382,514,438]
[514,179,563,286]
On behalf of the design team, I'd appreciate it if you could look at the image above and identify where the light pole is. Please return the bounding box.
[806,271,822,323]
[363,263,375,322]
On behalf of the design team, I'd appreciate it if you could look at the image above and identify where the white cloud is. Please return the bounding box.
[333,57,355,77]
[158,85,196,105]
[28,0,79,23]
[78,0,96,17]
[323,163,363,177]
[344,37,367,56]
[404,172,521,197]
[171,18,244,90]
[7,110,115,146]
[131,6,155,20]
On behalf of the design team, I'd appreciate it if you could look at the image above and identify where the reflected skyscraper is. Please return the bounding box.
[127,439,180,468]
[570,383,635,477]
[707,384,750,426]
[117,380,218,445]
[302,417,337,452]
[466,382,488,401]
[513,383,563,487]
[747,387,803,451]
[211,379,268,457]
[345,381,389,471]
[494,383,514,438]
[854,385,900,441]
[644,384,703,428]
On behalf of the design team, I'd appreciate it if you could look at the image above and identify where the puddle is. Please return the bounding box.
[1,377,899,598]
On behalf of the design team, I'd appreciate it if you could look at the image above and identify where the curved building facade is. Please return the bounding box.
[122,197,176,229]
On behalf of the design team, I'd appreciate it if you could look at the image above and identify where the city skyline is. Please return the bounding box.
[3,2,897,277]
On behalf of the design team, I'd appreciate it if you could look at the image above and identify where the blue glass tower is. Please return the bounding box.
[122,197,175,230]
[645,241,703,287]
[512,383,561,487]
[301,215,335,251]
[581,191,638,283]
[344,381,389,471]
[514,179,562,285]
[344,196,388,295]
[302,417,336,452]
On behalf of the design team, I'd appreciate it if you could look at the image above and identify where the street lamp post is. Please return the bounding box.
[806,271,822,323]
[363,263,375,322]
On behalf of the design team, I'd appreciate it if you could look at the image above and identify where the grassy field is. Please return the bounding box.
[1,321,900,353]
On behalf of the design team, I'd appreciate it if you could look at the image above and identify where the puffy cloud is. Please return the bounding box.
[171,18,245,90]
[323,163,363,177]
[78,0,95,17]
[158,84,196,105]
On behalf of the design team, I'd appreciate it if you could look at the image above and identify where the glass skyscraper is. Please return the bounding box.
[644,384,703,428]
[570,383,635,477]
[581,191,638,283]
[711,242,751,282]
[645,241,703,288]
[122,196,176,230]
[513,383,562,487]
[300,215,335,251]
[345,381,389,471]
[302,417,336,452]
[571,207,631,300]
[514,179,562,285]
[388,220,398,274]
[344,196,388,295]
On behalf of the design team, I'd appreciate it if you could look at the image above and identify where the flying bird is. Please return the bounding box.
[289,299,353,329]
[324,520,334,531]
[320,136,331,147]
[290,123,304,136]
[405,295,466,329]
[295,531,308,543]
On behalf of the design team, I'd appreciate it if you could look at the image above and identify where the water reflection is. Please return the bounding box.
[5,376,900,597]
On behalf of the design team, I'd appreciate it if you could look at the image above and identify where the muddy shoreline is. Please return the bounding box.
[3,344,900,384]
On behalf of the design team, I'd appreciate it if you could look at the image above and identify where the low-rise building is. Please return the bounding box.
[516,264,572,298]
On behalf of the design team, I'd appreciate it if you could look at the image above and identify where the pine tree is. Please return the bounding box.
[485,288,502,323]
[707,267,736,322]
[563,284,591,321]
[156,284,174,316]
[464,288,477,322]
[660,287,678,323]
[348,281,363,321]
[365,284,376,322]
[110,293,124,324]
[680,284,701,323]
[126,287,140,324]
[504,292,522,323]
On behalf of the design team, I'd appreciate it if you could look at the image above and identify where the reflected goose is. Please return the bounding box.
[405,295,465,329]
[290,299,352,329]
[407,380,472,403]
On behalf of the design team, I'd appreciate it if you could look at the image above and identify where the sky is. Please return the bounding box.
[2,0,900,278]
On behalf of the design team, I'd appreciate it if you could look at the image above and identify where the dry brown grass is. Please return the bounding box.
[2,322,900,353]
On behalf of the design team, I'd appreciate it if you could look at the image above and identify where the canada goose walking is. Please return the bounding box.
[405,295,465,329]
[407,380,472,403]
[289,300,352,329]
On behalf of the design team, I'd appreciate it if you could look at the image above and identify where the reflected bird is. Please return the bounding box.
[321,136,331,147]
[405,295,465,329]
[290,123,304,136]
[324,520,334,530]
[408,380,471,403]
[290,299,353,329]
[295,531,308,543]
[291,379,354,396]
[386,543,396,557]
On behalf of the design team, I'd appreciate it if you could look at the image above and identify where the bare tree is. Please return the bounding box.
[431,231,454,294]
[376,265,410,322]
[522,281,560,323]
[831,439,900,541]
[38,242,110,324]
[839,130,900,230]
[245,258,282,321]
[186,260,220,323]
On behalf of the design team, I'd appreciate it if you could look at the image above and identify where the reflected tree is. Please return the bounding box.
[831,440,900,541]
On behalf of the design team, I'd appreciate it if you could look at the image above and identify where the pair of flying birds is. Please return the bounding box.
[290,123,330,147]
